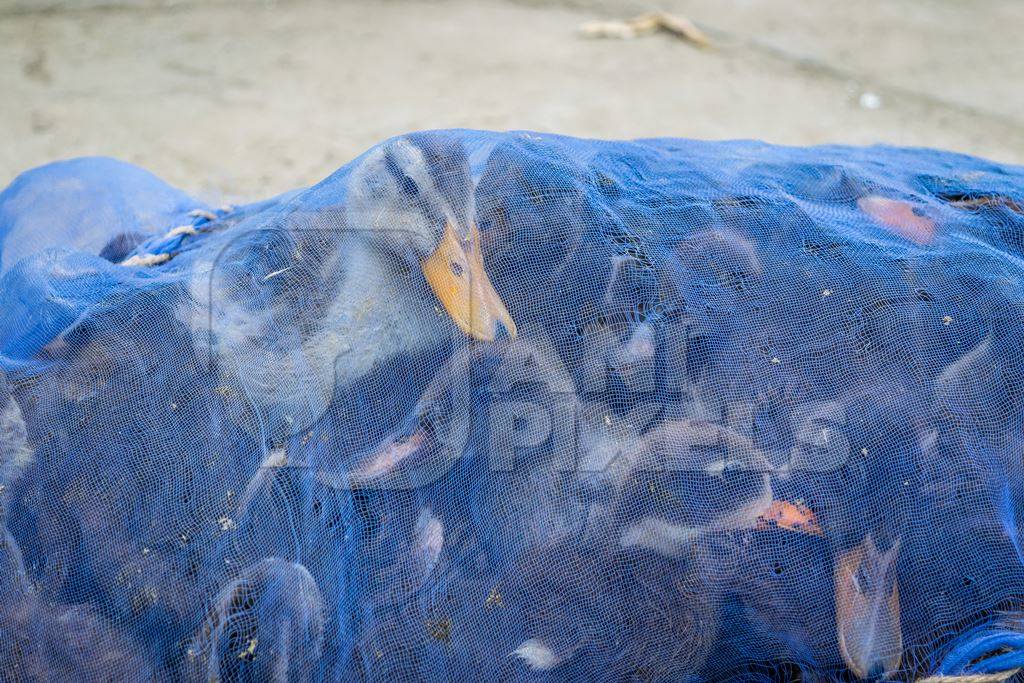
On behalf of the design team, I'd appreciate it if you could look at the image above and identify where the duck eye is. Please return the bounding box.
[400,174,419,198]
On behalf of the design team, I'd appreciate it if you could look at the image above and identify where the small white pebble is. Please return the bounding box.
[822,289,832,297]
[580,21,639,39]
[943,315,953,326]
[859,92,882,110]
[218,516,237,531]
[771,357,781,364]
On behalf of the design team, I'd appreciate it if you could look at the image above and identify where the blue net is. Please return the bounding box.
[3,130,1024,681]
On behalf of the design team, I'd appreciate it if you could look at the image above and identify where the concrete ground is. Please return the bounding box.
[2,0,1023,202]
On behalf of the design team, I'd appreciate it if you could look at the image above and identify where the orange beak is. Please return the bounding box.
[835,535,902,679]
[421,222,517,341]
[755,500,823,536]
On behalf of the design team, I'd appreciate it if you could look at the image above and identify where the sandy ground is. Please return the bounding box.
[2,0,1023,202]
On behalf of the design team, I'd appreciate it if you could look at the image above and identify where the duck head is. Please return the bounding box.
[835,534,902,679]
[345,133,517,342]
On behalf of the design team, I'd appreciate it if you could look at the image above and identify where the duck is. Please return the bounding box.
[333,132,517,344]
[0,371,32,503]
[502,533,722,680]
[197,133,517,440]
[835,534,903,680]
[0,522,154,682]
[185,557,325,682]
[321,336,587,561]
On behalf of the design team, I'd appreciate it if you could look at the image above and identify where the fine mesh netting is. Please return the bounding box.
[2,129,1024,681]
